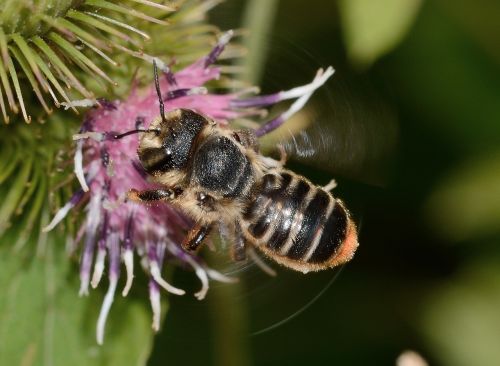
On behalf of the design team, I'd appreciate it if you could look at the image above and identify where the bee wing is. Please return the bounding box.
[259,77,398,186]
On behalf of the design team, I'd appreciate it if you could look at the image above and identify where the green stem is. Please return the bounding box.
[209,275,252,366]
[240,0,280,84]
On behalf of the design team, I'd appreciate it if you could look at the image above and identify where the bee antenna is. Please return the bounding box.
[114,129,160,140]
[153,59,167,123]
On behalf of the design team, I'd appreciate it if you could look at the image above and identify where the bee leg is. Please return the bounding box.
[182,224,213,252]
[322,179,337,192]
[231,223,247,262]
[246,247,277,277]
[232,237,247,261]
[277,144,287,166]
[127,188,181,203]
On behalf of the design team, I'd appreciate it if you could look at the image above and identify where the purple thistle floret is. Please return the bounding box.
[44,31,334,344]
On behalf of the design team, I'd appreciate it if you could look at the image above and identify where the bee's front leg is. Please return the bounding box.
[182,224,213,252]
[127,187,182,203]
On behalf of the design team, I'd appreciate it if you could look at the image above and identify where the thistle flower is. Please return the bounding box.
[44,31,334,344]
[0,0,225,250]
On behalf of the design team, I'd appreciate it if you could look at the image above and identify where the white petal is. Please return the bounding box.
[91,248,107,288]
[60,99,97,110]
[187,87,207,96]
[42,201,74,232]
[149,285,162,332]
[205,268,239,283]
[79,273,90,296]
[190,261,209,300]
[96,275,118,345]
[149,261,185,296]
[280,66,335,101]
[72,131,105,142]
[74,140,89,192]
[122,249,135,296]
[165,242,211,300]
[218,30,234,47]
[61,99,97,111]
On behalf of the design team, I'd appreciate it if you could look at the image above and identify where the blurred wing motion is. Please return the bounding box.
[259,77,398,186]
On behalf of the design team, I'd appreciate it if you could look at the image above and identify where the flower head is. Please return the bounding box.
[44,31,334,344]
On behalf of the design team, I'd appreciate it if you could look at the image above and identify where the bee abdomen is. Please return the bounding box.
[243,171,358,272]
[299,198,349,263]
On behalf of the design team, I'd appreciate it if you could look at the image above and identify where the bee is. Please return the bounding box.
[121,62,359,273]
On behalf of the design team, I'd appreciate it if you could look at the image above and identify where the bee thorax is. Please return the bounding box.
[192,136,254,198]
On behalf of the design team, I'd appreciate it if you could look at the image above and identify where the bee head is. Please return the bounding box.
[137,108,209,175]
[134,61,211,176]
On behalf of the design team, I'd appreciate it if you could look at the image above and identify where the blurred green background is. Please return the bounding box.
[148,0,500,365]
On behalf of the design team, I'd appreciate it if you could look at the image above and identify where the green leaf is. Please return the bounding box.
[425,151,500,241]
[0,236,154,366]
[420,262,500,366]
[438,0,500,65]
[338,0,422,67]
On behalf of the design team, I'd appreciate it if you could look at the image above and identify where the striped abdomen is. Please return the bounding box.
[242,171,358,273]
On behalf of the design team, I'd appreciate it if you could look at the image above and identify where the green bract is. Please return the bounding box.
[0,0,226,124]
